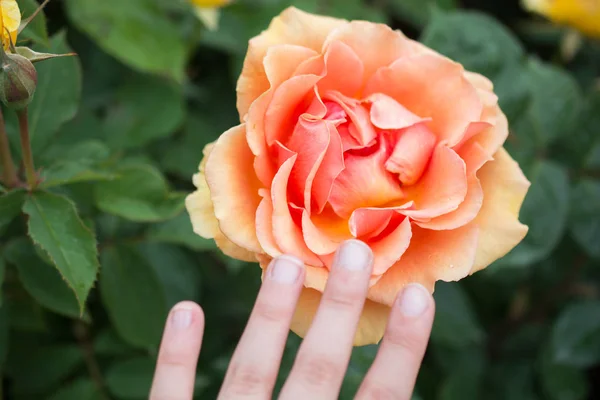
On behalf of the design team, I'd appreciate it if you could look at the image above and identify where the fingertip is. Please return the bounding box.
[395,283,434,319]
[266,255,305,284]
[334,239,374,272]
[168,301,204,331]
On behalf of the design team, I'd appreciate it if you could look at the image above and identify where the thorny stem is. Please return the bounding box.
[17,108,36,190]
[0,107,17,187]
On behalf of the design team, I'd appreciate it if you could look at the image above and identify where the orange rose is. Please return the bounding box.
[186,7,530,345]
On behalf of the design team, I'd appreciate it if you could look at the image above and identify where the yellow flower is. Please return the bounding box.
[524,0,600,38]
[191,0,231,31]
[0,0,21,50]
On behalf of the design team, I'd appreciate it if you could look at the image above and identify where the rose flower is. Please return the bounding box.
[186,7,530,345]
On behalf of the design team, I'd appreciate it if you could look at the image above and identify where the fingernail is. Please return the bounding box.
[336,240,372,271]
[398,284,430,317]
[171,308,193,330]
[268,255,303,284]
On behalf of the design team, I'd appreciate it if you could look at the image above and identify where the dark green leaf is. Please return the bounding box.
[17,0,49,46]
[105,356,155,399]
[524,59,583,146]
[22,32,81,154]
[100,245,167,349]
[431,282,484,348]
[104,74,185,149]
[93,329,137,357]
[421,11,524,79]
[0,304,8,367]
[389,0,457,27]
[138,242,202,309]
[146,212,215,251]
[569,179,600,259]
[65,0,187,81]
[0,190,25,232]
[551,300,600,367]
[94,163,186,222]
[48,379,103,400]
[6,345,84,395]
[439,347,486,400]
[22,191,100,313]
[539,346,589,400]
[500,161,570,267]
[340,345,378,398]
[3,237,81,318]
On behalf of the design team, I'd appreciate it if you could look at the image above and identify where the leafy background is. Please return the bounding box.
[0,0,599,399]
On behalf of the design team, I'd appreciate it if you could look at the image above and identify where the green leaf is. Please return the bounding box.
[104,74,185,149]
[0,257,4,305]
[93,329,137,357]
[40,141,116,188]
[100,245,167,349]
[48,379,103,400]
[3,238,82,319]
[551,300,600,367]
[0,304,8,367]
[421,11,524,79]
[431,282,484,348]
[20,32,82,154]
[146,212,215,251]
[500,161,570,267]
[64,0,187,81]
[539,346,589,400]
[17,0,49,46]
[138,242,202,309]
[569,179,600,259]
[94,163,186,222]
[6,344,84,395]
[105,356,156,399]
[340,345,378,398]
[524,59,583,146]
[438,347,486,400]
[389,0,457,27]
[22,191,100,313]
[0,190,25,232]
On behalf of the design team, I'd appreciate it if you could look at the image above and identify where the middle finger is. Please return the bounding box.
[279,240,373,399]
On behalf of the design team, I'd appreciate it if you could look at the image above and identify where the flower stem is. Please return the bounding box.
[17,108,37,190]
[0,108,18,188]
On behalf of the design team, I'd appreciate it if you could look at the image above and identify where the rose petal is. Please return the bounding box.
[256,192,283,258]
[385,122,437,185]
[369,217,412,276]
[323,20,426,86]
[186,174,220,239]
[302,208,349,255]
[400,145,467,220]
[263,44,320,88]
[416,177,483,230]
[364,53,482,146]
[458,139,493,177]
[329,140,405,218]
[349,208,394,238]
[471,147,530,273]
[324,91,377,148]
[368,93,426,130]
[237,7,346,118]
[368,224,479,306]
[291,288,391,346]
[272,155,323,266]
[317,40,364,97]
[312,124,345,212]
[205,124,262,253]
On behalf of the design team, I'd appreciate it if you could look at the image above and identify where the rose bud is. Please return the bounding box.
[0,52,37,110]
[186,8,531,346]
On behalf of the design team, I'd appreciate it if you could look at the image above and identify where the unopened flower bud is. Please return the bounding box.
[0,53,37,110]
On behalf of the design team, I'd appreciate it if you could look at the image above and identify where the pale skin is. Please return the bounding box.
[149,239,435,400]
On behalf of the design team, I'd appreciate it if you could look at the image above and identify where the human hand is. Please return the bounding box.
[149,239,435,399]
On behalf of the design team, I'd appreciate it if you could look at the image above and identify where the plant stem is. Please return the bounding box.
[17,108,37,190]
[0,108,18,188]
[74,321,111,400]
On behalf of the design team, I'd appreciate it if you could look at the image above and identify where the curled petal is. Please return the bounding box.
[368,224,479,306]
[369,217,412,276]
[205,125,263,253]
[400,145,467,220]
[291,288,391,346]
[256,192,283,258]
[264,44,319,88]
[302,207,350,255]
[471,148,530,272]
[318,40,364,97]
[368,93,426,130]
[385,123,437,185]
[365,53,482,146]
[236,7,346,118]
[416,177,484,230]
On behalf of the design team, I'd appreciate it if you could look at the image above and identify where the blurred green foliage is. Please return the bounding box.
[0,0,599,398]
